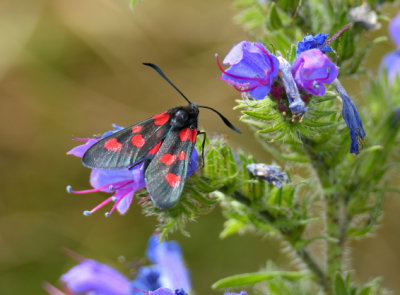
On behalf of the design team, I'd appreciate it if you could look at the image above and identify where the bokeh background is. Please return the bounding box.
[0,0,399,294]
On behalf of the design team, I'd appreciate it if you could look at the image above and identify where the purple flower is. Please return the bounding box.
[389,12,400,48]
[379,13,400,84]
[217,41,279,100]
[332,79,366,154]
[67,125,199,216]
[247,163,289,188]
[225,292,247,295]
[45,235,192,295]
[380,50,400,84]
[292,49,338,96]
[296,33,333,56]
[60,259,131,295]
[132,234,191,294]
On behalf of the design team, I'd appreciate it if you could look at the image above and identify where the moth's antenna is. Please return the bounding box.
[198,105,241,134]
[143,63,192,104]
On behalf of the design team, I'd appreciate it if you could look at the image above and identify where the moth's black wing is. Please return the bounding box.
[145,127,198,209]
[82,110,174,169]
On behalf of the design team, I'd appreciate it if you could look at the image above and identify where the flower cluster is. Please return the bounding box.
[45,234,246,295]
[67,125,199,216]
[217,36,365,154]
[217,40,337,112]
[380,12,400,84]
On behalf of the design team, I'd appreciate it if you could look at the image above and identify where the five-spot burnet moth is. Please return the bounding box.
[82,63,241,209]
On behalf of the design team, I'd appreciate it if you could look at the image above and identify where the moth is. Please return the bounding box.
[82,63,240,209]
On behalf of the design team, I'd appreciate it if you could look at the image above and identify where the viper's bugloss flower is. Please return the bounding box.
[247,163,289,188]
[332,79,366,154]
[67,125,199,216]
[380,50,400,84]
[45,235,191,295]
[379,13,400,84]
[292,49,338,96]
[132,235,191,293]
[217,41,279,100]
[389,12,400,48]
[60,259,131,295]
[225,292,247,295]
[296,33,333,56]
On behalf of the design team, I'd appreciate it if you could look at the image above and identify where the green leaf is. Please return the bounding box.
[335,273,349,295]
[267,2,283,30]
[212,271,310,288]
[220,219,246,238]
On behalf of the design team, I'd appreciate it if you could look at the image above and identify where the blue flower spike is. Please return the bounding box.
[332,79,366,154]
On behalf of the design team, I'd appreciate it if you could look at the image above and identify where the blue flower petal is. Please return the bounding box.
[131,265,162,294]
[146,235,191,292]
[332,80,366,154]
[380,50,400,84]
[389,12,400,48]
[296,33,332,55]
[61,259,130,295]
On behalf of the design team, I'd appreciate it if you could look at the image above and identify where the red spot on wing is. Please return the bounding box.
[165,173,181,188]
[161,154,177,165]
[153,112,170,126]
[179,128,190,141]
[148,141,162,155]
[178,151,187,161]
[104,138,122,151]
[131,125,142,133]
[190,129,197,143]
[131,134,145,147]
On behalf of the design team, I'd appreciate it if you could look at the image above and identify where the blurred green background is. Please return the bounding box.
[0,0,399,294]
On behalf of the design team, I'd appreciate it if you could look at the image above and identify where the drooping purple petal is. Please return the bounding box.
[61,259,130,295]
[292,49,338,96]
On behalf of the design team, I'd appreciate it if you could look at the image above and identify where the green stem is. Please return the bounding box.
[325,194,343,278]
[227,189,331,294]
[300,135,344,291]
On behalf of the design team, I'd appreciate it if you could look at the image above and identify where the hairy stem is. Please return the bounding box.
[227,189,331,293]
